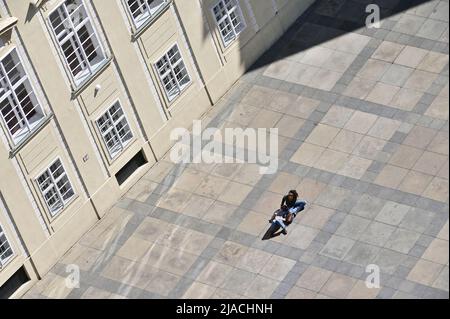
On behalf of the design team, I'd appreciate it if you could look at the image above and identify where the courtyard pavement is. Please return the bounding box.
[23,0,448,299]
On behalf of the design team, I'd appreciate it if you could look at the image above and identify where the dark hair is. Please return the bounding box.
[289,190,298,197]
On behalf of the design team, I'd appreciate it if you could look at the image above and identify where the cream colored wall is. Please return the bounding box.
[0,0,315,297]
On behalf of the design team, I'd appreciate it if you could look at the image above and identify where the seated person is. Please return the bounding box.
[280,190,307,224]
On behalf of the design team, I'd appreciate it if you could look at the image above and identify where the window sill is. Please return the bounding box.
[131,0,173,42]
[70,56,114,100]
[9,113,54,158]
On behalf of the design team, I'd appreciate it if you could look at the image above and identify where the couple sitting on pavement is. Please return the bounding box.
[269,190,307,235]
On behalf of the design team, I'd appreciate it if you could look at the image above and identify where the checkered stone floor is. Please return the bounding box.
[23,0,449,299]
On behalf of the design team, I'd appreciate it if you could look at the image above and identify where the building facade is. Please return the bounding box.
[0,0,314,298]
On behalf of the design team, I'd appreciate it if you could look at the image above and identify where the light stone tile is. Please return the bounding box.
[300,46,335,67]
[366,82,400,105]
[203,201,237,225]
[315,186,351,210]
[323,50,357,72]
[145,270,180,296]
[343,77,376,100]
[314,149,349,173]
[268,172,302,194]
[374,249,408,274]
[220,268,256,294]
[259,255,296,281]
[157,188,192,213]
[235,247,273,273]
[372,41,404,62]
[357,59,390,81]
[380,64,414,87]
[343,111,378,135]
[344,241,380,266]
[350,194,385,220]
[214,241,249,266]
[218,181,253,206]
[238,211,272,236]
[320,235,355,260]
[253,191,284,214]
[386,228,421,254]
[392,14,426,35]
[422,238,449,265]
[296,266,333,292]
[286,96,320,119]
[432,266,449,292]
[297,178,328,203]
[346,280,380,299]
[320,273,357,298]
[263,59,295,80]
[321,105,355,128]
[359,221,396,247]
[298,204,334,229]
[376,201,411,226]
[116,236,153,262]
[404,69,438,92]
[182,194,214,219]
[398,170,433,195]
[413,151,447,176]
[306,124,341,147]
[286,286,316,299]
[285,224,319,250]
[232,163,263,186]
[276,115,306,138]
[374,165,409,189]
[195,175,230,199]
[183,282,216,299]
[338,155,372,179]
[394,46,428,68]
[197,261,234,288]
[244,275,279,299]
[291,143,326,167]
[416,19,448,40]
[241,86,276,108]
[368,118,401,141]
[407,259,444,285]
[336,215,371,240]
[418,51,449,73]
[427,131,449,155]
[59,243,102,272]
[353,136,387,160]
[309,69,343,91]
[437,221,449,241]
[425,96,449,120]
[400,208,435,233]
[329,129,364,154]
[390,88,424,111]
[388,145,424,169]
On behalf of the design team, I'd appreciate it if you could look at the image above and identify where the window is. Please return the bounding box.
[0,223,13,268]
[155,44,190,102]
[49,0,106,86]
[125,0,167,29]
[36,159,75,216]
[0,49,45,145]
[96,101,133,159]
[212,0,246,47]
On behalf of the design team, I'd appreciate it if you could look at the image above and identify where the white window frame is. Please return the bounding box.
[0,47,46,145]
[47,0,107,87]
[36,158,76,217]
[95,100,134,160]
[124,0,168,30]
[155,43,191,103]
[0,222,14,269]
[211,0,246,47]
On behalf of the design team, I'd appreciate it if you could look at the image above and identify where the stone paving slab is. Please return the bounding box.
[23,0,449,299]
